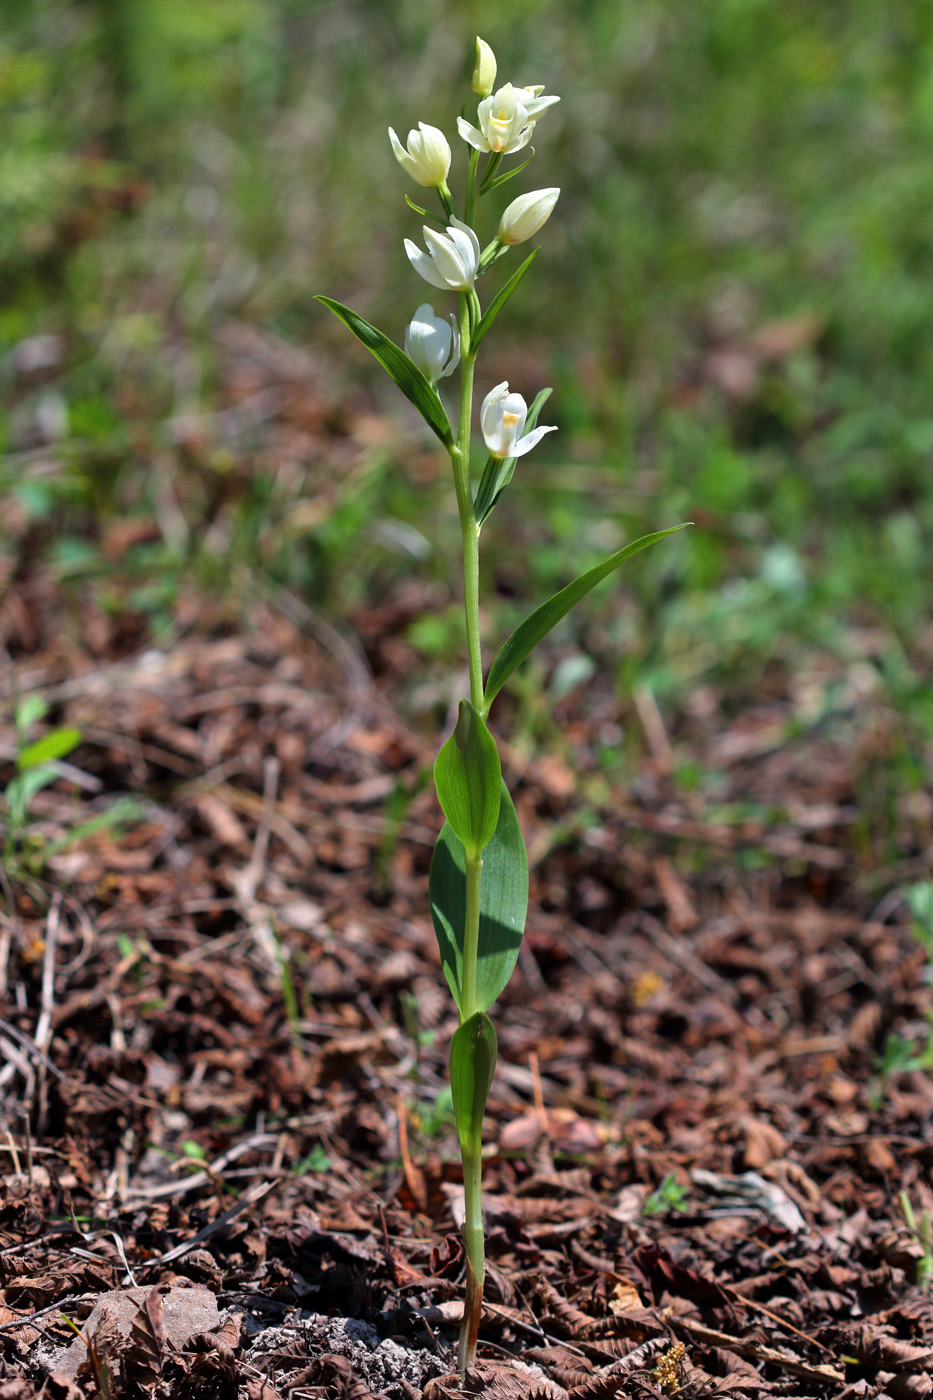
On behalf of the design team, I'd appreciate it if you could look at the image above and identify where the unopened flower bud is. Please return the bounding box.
[405,304,460,383]
[388,122,451,187]
[497,187,560,245]
[472,37,497,99]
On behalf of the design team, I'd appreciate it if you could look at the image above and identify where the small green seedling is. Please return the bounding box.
[3,695,140,878]
[320,37,686,1374]
[3,695,82,866]
[643,1173,691,1217]
[899,1191,933,1293]
[872,881,933,1106]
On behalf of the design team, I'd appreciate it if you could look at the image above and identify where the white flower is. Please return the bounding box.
[457,82,559,155]
[472,37,497,98]
[388,123,451,187]
[404,304,460,382]
[404,219,480,291]
[498,187,560,245]
[481,382,557,460]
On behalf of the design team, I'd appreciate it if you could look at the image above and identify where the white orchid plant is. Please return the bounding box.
[319,37,685,1376]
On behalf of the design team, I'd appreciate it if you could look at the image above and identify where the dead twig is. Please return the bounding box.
[670,1314,844,1385]
[138,1179,277,1268]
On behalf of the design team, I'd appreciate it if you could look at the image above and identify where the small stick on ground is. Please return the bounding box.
[671,1315,845,1385]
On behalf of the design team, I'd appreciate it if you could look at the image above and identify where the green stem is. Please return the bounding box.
[461,850,482,1021]
[450,295,483,712]
[464,149,479,225]
[458,1143,484,1373]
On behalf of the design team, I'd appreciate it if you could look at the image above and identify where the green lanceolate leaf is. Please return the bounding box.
[471,248,538,351]
[17,728,82,770]
[316,296,453,446]
[478,149,535,195]
[429,779,528,1014]
[484,525,691,712]
[473,388,552,528]
[434,700,501,857]
[449,1011,498,1154]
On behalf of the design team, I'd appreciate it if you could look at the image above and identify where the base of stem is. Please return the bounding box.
[457,1254,483,1375]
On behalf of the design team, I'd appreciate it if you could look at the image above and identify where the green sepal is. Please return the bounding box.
[433,700,501,858]
[484,525,691,711]
[473,388,552,528]
[429,779,528,1014]
[316,296,453,447]
[450,1011,498,1154]
[471,248,538,351]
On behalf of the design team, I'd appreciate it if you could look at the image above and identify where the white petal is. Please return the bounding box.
[457,116,489,152]
[438,313,461,379]
[404,239,451,290]
[481,381,510,436]
[423,223,477,289]
[523,93,560,119]
[505,124,535,155]
[422,228,465,288]
[449,217,481,264]
[389,127,419,181]
[510,425,557,457]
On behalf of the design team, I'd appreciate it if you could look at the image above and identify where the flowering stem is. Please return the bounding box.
[464,148,480,226]
[447,277,486,1376]
[438,180,456,220]
[451,293,483,713]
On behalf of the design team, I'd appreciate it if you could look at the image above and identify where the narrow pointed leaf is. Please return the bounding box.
[450,1012,498,1154]
[316,296,453,446]
[404,193,446,227]
[429,779,528,1013]
[472,248,538,350]
[17,728,82,770]
[433,700,501,857]
[478,149,536,194]
[484,525,690,711]
[473,388,552,527]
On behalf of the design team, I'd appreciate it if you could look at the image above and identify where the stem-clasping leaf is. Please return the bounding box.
[434,700,501,858]
[429,779,528,1015]
[450,1011,498,1154]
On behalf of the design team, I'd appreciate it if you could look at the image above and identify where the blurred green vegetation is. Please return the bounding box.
[1,0,932,849]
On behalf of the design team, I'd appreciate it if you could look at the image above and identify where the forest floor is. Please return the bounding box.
[1,539,932,1400]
